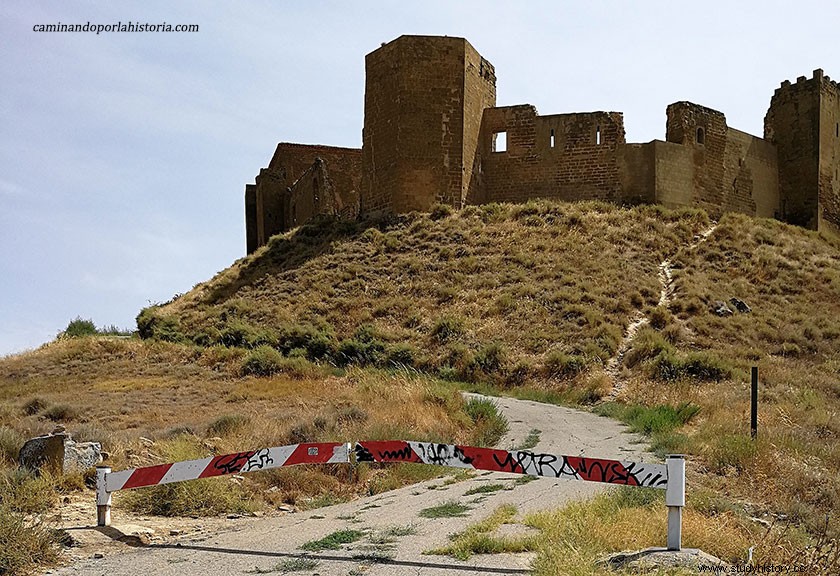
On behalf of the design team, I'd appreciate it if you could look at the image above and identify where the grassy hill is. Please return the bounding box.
[2,199,839,573]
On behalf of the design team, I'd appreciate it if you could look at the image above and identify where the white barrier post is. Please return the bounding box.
[665,455,686,551]
[96,465,112,527]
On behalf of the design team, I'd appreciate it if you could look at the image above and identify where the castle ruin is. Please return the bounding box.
[245,35,840,253]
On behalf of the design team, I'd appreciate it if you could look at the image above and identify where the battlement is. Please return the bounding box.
[244,35,840,253]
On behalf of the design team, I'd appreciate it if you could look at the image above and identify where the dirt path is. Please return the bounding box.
[606,223,717,398]
[50,394,655,576]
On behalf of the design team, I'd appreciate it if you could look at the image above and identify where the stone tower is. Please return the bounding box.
[765,69,840,231]
[361,35,496,216]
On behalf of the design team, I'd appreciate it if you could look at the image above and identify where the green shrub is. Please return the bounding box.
[276,323,335,360]
[432,315,465,344]
[240,345,284,376]
[464,397,509,447]
[624,326,674,368]
[472,342,507,374]
[62,317,97,338]
[42,404,78,422]
[220,319,277,349]
[136,306,184,342]
[336,325,386,366]
[22,397,47,416]
[652,350,731,382]
[386,343,417,367]
[543,351,586,379]
[0,468,56,514]
[429,203,455,220]
[206,414,249,437]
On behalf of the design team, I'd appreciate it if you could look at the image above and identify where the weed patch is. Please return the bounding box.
[419,500,471,518]
[301,529,364,551]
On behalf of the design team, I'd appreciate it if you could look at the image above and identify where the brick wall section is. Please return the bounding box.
[618,143,656,205]
[479,106,626,204]
[462,44,497,206]
[362,35,496,215]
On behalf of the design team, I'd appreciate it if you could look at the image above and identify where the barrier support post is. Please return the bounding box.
[96,465,112,527]
[665,455,685,551]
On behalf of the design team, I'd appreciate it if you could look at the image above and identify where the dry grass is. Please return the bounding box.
[150,201,710,384]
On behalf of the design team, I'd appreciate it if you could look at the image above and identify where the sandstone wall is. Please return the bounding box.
[478,106,626,204]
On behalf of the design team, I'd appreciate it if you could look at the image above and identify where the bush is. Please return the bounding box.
[62,317,97,338]
[22,397,47,416]
[0,468,56,514]
[432,315,465,344]
[386,343,417,368]
[0,506,61,575]
[472,342,507,374]
[276,323,335,360]
[624,327,674,368]
[42,404,78,422]
[652,350,731,382]
[0,427,23,464]
[543,351,586,379]
[464,397,509,447]
[136,306,184,342]
[336,325,386,366]
[206,414,249,437]
[429,203,455,220]
[240,346,284,376]
[220,319,277,349]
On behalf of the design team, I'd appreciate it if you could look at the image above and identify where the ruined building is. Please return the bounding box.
[245,35,840,253]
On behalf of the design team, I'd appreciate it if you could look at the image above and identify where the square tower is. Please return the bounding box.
[765,69,840,231]
[361,35,496,216]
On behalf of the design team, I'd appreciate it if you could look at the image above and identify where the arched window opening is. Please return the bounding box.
[595,126,601,145]
[696,127,706,145]
[550,128,555,148]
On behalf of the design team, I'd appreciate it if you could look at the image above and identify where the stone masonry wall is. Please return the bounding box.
[478,106,626,204]
[765,74,822,228]
[362,35,495,216]
[818,73,840,232]
[248,143,361,252]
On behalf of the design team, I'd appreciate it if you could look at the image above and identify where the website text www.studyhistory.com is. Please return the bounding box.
[33,21,198,34]
[699,563,809,573]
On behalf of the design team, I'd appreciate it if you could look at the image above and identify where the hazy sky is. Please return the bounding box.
[2,1,838,356]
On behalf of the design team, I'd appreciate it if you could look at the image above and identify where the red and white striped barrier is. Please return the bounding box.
[95,439,685,550]
[354,441,668,489]
[95,442,350,526]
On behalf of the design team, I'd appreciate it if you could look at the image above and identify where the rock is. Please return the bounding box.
[599,547,729,571]
[730,297,752,313]
[18,432,102,475]
[170,529,182,536]
[711,301,734,316]
[93,552,105,559]
[19,434,66,474]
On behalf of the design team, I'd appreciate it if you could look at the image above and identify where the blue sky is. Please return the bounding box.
[1,1,838,356]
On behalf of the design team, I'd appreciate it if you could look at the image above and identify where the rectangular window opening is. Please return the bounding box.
[550,128,555,148]
[596,126,601,145]
[493,131,507,153]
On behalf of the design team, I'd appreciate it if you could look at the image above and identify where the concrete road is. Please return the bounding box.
[51,394,655,576]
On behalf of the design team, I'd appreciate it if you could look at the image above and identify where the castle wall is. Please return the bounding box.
[362,36,496,215]
[818,73,840,233]
[245,184,257,254]
[651,140,695,209]
[247,143,361,252]
[618,143,656,205]
[765,74,822,229]
[478,106,626,204]
[723,128,778,218]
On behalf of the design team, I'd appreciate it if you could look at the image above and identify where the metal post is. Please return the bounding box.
[750,366,758,439]
[665,455,686,551]
[96,465,112,527]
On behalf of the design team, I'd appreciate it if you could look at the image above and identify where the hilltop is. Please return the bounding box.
[2,199,840,573]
